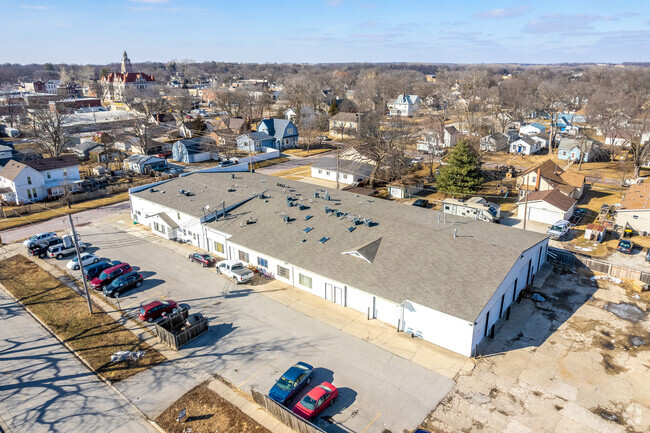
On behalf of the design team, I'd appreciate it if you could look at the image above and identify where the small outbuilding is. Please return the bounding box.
[517,189,577,224]
[584,223,607,242]
[172,137,217,163]
[123,154,167,174]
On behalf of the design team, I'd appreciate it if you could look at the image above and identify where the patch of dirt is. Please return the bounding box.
[601,353,628,375]
[155,382,270,433]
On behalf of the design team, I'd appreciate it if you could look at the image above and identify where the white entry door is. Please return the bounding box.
[333,286,344,306]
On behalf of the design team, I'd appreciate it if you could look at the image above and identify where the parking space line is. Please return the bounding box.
[360,412,380,433]
[121,290,164,308]
[237,359,276,389]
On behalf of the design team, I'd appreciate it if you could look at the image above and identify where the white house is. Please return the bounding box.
[517,189,577,225]
[417,126,459,152]
[311,157,374,186]
[388,94,421,117]
[129,171,548,357]
[519,123,547,136]
[615,183,650,234]
[480,133,509,152]
[285,106,316,127]
[0,155,81,204]
[510,136,540,155]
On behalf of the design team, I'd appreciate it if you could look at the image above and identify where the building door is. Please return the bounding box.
[334,286,344,306]
[324,283,331,301]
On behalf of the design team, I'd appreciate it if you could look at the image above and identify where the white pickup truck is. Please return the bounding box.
[216,260,254,283]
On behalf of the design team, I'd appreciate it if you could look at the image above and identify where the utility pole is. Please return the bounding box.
[523,176,529,231]
[69,214,93,314]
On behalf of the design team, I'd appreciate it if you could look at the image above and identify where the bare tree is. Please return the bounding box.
[167,87,196,121]
[627,107,650,177]
[123,86,168,154]
[31,107,70,157]
[587,87,631,160]
[535,76,569,153]
[96,132,117,169]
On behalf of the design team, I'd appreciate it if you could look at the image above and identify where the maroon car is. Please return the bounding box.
[138,300,179,322]
[188,253,217,267]
[90,262,132,290]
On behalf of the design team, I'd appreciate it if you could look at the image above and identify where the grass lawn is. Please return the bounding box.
[282,148,332,157]
[0,255,166,382]
[155,383,270,433]
[249,157,290,169]
[0,192,129,231]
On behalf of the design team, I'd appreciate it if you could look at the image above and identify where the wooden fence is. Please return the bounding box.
[251,389,326,433]
[547,247,650,284]
[153,309,209,350]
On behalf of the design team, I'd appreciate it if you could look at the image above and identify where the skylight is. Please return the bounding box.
[347,226,356,232]
[304,215,312,220]
[319,237,329,244]
[304,227,313,233]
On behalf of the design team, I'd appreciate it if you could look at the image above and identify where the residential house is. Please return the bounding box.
[89,146,122,163]
[311,157,374,186]
[256,118,298,149]
[329,112,361,137]
[172,137,217,163]
[530,132,549,149]
[417,125,459,152]
[71,141,102,159]
[557,137,601,162]
[519,123,547,136]
[509,136,541,155]
[0,155,81,204]
[388,94,421,117]
[615,183,650,234]
[123,154,167,174]
[236,132,275,153]
[208,116,250,135]
[285,106,317,127]
[129,171,548,357]
[517,160,585,200]
[480,133,509,152]
[516,189,576,224]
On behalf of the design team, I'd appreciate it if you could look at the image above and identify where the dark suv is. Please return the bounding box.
[103,272,143,297]
[28,237,62,258]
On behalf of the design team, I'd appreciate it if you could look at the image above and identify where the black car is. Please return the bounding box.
[412,199,430,208]
[27,237,62,258]
[103,271,143,297]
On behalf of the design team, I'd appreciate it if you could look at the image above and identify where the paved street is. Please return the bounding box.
[0,289,157,433]
[34,210,454,433]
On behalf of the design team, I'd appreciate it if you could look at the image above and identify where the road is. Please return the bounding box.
[38,211,454,433]
[0,289,157,433]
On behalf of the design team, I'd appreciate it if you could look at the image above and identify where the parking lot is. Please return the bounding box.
[28,214,455,433]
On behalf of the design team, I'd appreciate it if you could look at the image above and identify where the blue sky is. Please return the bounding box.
[2,0,650,64]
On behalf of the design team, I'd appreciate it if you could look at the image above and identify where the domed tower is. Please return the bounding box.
[121,51,133,74]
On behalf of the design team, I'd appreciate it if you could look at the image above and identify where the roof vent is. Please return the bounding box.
[314,192,320,198]
[363,218,373,227]
[149,188,156,193]
[179,189,185,195]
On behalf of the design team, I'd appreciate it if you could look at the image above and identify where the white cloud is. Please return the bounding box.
[474,6,531,19]
[20,4,51,10]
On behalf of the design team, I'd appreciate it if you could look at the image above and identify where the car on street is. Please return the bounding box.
[23,232,57,248]
[83,260,120,281]
[617,239,633,254]
[412,199,430,208]
[189,252,217,267]
[292,382,339,420]
[103,271,143,297]
[90,262,133,290]
[66,253,100,270]
[216,260,254,283]
[269,362,314,405]
[217,160,236,168]
[547,220,571,240]
[27,237,62,258]
[138,300,179,322]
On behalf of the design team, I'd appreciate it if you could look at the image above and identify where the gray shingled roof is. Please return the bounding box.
[133,172,547,322]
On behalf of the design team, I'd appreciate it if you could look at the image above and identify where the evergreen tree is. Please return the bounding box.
[192,116,207,132]
[435,139,483,195]
[328,101,338,116]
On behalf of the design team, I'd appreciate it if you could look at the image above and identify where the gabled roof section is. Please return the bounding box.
[520,159,585,195]
[342,238,382,263]
[517,189,576,212]
[0,159,29,181]
[24,155,78,171]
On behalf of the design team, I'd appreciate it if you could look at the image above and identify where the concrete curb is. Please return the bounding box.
[0,284,166,433]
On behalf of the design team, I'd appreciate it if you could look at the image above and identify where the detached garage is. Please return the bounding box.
[517,189,577,224]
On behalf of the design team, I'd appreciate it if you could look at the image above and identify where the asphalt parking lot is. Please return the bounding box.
[37,216,454,433]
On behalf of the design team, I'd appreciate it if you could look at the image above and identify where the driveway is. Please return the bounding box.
[256,151,332,175]
[39,215,454,433]
[0,289,157,433]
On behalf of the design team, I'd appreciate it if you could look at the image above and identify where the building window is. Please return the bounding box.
[63,168,67,176]
[298,273,312,289]
[47,172,51,179]
[326,171,331,175]
[154,222,164,233]
[277,265,290,279]
[27,176,32,185]
[32,189,37,198]
[177,212,181,220]
[214,241,224,253]
[257,257,268,268]
[342,174,348,179]
[318,169,322,174]
[27,189,32,199]
[633,215,639,219]
[239,250,249,263]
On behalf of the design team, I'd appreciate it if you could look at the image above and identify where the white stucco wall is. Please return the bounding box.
[310,167,357,185]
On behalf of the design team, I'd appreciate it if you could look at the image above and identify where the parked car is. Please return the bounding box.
[617,239,633,254]
[23,232,57,248]
[83,260,120,281]
[90,262,133,290]
[189,253,217,267]
[66,253,100,270]
[138,300,179,322]
[27,237,62,258]
[546,220,571,240]
[216,260,254,283]
[645,249,650,262]
[217,160,236,168]
[410,156,424,166]
[412,199,430,208]
[48,239,86,259]
[269,362,314,405]
[156,150,172,159]
[103,272,143,297]
[292,382,338,420]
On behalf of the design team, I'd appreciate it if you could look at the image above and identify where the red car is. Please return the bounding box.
[189,253,217,267]
[292,382,338,420]
[90,262,132,290]
[138,300,179,322]
[157,150,172,159]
